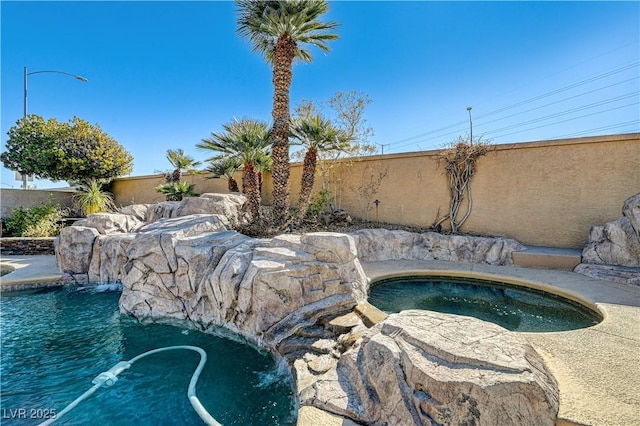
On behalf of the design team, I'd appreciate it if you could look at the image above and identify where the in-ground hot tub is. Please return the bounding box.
[368,275,602,332]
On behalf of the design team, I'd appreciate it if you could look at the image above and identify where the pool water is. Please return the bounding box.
[368,276,602,332]
[1,285,295,426]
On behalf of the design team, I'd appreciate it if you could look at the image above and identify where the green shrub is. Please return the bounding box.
[155,181,198,201]
[4,202,64,237]
[73,179,116,216]
[306,188,333,217]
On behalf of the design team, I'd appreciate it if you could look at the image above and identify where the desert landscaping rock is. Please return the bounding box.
[352,228,525,265]
[623,192,640,238]
[300,310,559,426]
[577,193,640,283]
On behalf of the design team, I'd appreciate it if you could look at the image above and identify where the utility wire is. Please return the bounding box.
[554,121,639,139]
[489,102,639,139]
[384,61,639,151]
[482,92,639,135]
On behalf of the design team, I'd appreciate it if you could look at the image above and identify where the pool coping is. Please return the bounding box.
[2,255,639,425]
[0,255,63,291]
[361,259,640,426]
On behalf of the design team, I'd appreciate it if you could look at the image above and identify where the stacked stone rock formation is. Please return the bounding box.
[55,193,558,425]
[576,193,640,285]
[352,228,525,265]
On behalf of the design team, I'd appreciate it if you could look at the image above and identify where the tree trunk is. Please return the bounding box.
[271,35,296,226]
[171,168,182,183]
[243,161,261,218]
[296,148,318,224]
[228,177,239,193]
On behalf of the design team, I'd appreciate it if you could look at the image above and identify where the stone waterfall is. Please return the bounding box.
[55,193,559,426]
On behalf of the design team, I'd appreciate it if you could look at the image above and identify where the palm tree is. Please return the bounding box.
[197,118,271,218]
[165,148,202,183]
[155,181,198,201]
[206,156,242,193]
[236,0,339,226]
[290,114,351,223]
[254,153,273,194]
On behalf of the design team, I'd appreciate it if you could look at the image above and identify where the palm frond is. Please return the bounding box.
[236,0,339,63]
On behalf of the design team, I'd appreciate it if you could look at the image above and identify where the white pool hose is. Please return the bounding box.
[38,345,221,426]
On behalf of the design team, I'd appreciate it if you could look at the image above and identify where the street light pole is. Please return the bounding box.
[22,66,88,189]
[466,107,473,145]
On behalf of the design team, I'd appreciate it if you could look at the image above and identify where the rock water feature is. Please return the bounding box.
[56,194,559,425]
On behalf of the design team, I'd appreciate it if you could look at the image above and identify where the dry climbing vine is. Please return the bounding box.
[433,138,489,233]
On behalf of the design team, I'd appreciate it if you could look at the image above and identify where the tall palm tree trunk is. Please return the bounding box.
[271,35,296,226]
[296,148,318,224]
[243,162,261,218]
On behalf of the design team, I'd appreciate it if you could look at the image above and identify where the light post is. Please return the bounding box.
[466,106,473,145]
[21,66,88,189]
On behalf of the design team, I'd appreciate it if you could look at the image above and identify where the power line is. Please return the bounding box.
[384,61,639,151]
[482,92,639,135]
[476,77,639,128]
[488,102,639,139]
[554,121,639,139]
[474,62,639,121]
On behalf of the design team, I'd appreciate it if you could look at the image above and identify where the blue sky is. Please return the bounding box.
[1,1,638,189]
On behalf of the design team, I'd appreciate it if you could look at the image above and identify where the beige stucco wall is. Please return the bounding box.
[111,173,235,206]
[0,188,75,218]
[113,133,639,248]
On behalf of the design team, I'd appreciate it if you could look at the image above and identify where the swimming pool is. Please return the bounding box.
[1,285,295,425]
[368,275,602,332]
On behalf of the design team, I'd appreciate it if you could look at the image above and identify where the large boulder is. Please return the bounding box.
[73,212,144,234]
[580,193,640,268]
[88,233,136,283]
[623,193,640,239]
[300,310,559,426]
[352,229,525,266]
[144,194,248,224]
[581,218,640,267]
[120,232,369,349]
[56,226,101,275]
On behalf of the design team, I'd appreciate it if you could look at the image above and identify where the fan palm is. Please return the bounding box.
[290,114,352,223]
[206,156,243,193]
[155,181,198,201]
[197,118,271,218]
[165,148,202,183]
[236,0,339,226]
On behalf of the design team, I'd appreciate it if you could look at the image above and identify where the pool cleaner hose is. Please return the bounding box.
[38,345,221,426]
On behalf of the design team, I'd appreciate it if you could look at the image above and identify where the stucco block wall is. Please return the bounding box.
[0,189,75,219]
[112,133,639,248]
[111,173,233,205]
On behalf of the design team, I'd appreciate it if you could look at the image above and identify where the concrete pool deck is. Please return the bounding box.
[2,255,639,425]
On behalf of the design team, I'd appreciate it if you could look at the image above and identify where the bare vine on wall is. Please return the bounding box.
[433,137,489,233]
[349,163,388,220]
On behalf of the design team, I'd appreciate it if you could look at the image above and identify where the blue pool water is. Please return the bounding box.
[1,285,295,425]
[368,276,602,332]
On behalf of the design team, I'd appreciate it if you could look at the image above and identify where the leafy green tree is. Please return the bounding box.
[236,0,339,226]
[1,115,133,183]
[164,148,202,183]
[290,114,351,223]
[198,118,271,218]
